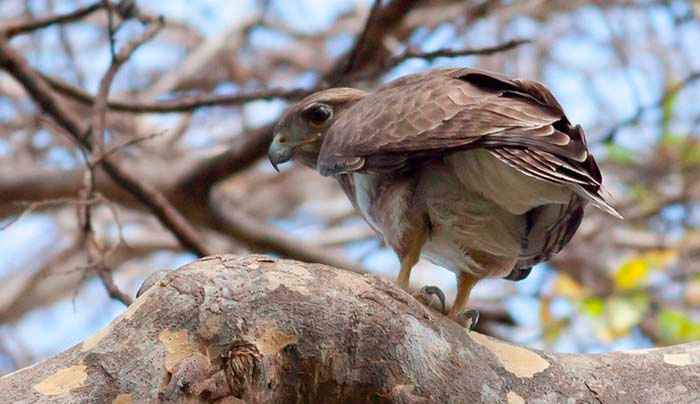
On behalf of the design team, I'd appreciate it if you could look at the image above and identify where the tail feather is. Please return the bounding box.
[575,185,623,219]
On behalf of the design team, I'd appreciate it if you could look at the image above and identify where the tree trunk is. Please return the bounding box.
[1,255,699,403]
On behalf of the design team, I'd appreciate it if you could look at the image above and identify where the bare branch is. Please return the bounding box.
[96,264,133,306]
[340,0,383,78]
[326,0,423,83]
[40,73,311,113]
[1,1,105,38]
[352,38,532,82]
[390,39,531,67]
[79,16,165,305]
[603,71,700,142]
[176,125,275,195]
[208,200,367,274]
[0,36,213,257]
[89,15,164,154]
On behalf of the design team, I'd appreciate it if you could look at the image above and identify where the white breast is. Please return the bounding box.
[446,149,572,214]
[352,173,381,232]
[416,158,525,272]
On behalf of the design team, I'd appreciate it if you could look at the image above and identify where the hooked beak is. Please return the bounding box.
[268,134,294,172]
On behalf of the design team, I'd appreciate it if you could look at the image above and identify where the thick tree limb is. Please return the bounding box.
[2,255,698,403]
[326,0,423,83]
[175,125,276,196]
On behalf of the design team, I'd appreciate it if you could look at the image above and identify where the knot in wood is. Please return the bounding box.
[224,340,262,397]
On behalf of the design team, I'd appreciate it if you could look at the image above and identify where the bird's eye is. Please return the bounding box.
[302,103,333,127]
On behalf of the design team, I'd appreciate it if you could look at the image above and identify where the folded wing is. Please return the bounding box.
[317,68,620,218]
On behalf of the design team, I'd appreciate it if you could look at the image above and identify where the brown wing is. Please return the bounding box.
[318,68,564,174]
[318,68,620,217]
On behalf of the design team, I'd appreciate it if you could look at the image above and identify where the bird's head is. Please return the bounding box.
[269,87,367,171]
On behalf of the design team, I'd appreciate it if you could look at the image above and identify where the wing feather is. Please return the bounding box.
[514,197,585,270]
[318,68,619,217]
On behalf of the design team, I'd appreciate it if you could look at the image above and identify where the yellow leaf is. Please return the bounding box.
[644,249,677,267]
[539,297,564,343]
[543,319,568,344]
[615,249,677,290]
[540,297,552,325]
[553,273,585,299]
[615,258,649,290]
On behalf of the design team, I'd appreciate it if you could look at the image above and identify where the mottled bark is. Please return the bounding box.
[1,255,699,403]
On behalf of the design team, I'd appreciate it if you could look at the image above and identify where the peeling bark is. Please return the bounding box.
[1,255,699,403]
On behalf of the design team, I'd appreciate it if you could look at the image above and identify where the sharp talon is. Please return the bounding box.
[413,285,446,314]
[422,286,446,313]
[456,309,480,330]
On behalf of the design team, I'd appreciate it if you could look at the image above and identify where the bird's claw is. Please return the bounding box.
[455,309,480,331]
[413,285,446,314]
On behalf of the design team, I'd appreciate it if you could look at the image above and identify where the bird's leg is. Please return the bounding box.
[396,257,415,291]
[396,228,426,290]
[395,229,446,313]
[448,272,480,330]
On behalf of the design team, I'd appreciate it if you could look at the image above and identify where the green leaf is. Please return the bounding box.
[661,86,678,141]
[658,309,700,343]
[681,140,700,167]
[581,297,605,318]
[660,132,684,148]
[605,143,636,165]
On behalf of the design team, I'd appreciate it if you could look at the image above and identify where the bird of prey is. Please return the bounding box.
[268,68,620,326]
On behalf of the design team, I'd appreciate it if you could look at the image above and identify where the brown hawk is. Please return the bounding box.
[268,68,620,326]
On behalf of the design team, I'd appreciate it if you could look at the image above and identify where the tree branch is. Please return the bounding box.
[340,0,383,78]
[175,125,275,196]
[326,0,423,83]
[207,202,366,274]
[1,255,697,403]
[387,38,531,68]
[80,14,164,306]
[1,1,105,38]
[603,71,700,142]
[0,35,213,257]
[350,38,532,82]
[0,236,180,324]
[40,73,311,113]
